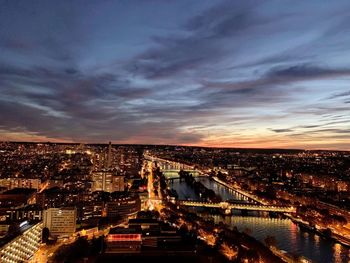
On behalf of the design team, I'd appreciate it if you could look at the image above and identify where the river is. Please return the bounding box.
[168,176,350,263]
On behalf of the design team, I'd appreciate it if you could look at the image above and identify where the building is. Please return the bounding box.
[77,201,103,221]
[45,178,64,189]
[0,222,43,263]
[113,175,125,192]
[0,178,41,191]
[43,207,76,237]
[106,195,141,219]
[336,180,349,192]
[128,219,181,248]
[92,170,125,193]
[7,204,43,221]
[128,218,160,230]
[36,187,75,209]
[0,223,9,238]
[105,227,142,253]
[107,141,112,168]
[138,192,149,210]
[0,188,36,208]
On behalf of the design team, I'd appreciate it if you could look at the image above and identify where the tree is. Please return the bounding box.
[244,249,260,263]
[322,214,333,226]
[91,236,104,254]
[332,215,347,226]
[243,228,252,235]
[321,228,332,237]
[52,236,90,262]
[320,208,329,217]
[297,205,307,214]
[264,235,277,248]
[42,227,50,243]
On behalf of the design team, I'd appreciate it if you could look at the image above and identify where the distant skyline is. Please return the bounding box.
[0,0,349,150]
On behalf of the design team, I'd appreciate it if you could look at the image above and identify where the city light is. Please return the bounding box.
[0,1,350,259]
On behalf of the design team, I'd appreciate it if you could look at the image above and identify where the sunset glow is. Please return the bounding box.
[1,1,349,150]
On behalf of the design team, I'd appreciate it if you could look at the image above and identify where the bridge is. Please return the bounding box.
[166,175,207,181]
[144,154,278,207]
[163,170,200,178]
[144,154,201,177]
[144,154,196,171]
[178,200,296,213]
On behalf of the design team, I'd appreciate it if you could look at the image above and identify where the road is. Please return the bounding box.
[29,227,111,263]
[143,159,163,212]
[29,237,75,263]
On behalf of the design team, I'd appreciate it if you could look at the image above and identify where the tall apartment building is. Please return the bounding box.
[107,141,112,168]
[92,170,125,193]
[43,207,76,237]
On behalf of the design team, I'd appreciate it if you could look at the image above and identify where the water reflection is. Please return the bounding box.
[196,177,249,202]
[170,177,350,263]
[169,180,201,201]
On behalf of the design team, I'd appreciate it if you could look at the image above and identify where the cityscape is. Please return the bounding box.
[0,142,349,262]
[1,1,350,263]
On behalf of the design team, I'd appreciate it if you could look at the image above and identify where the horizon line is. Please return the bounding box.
[1,140,349,153]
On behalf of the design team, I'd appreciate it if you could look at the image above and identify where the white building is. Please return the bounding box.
[43,207,76,237]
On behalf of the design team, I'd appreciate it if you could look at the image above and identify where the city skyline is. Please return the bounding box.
[1,0,350,150]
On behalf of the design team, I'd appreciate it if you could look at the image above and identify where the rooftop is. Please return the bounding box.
[2,188,36,195]
[109,227,141,235]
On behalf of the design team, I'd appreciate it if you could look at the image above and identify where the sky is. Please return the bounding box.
[0,0,349,150]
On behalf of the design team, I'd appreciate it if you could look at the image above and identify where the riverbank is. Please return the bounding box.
[210,176,268,204]
[151,156,350,261]
[174,176,303,262]
[210,174,350,250]
[162,203,284,263]
[285,214,350,248]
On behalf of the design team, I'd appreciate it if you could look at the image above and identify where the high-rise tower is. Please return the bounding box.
[107,141,112,168]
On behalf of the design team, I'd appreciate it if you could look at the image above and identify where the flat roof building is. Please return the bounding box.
[105,227,142,253]
[43,207,76,238]
[106,195,140,219]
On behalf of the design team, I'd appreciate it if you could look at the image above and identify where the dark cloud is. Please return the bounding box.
[64,68,79,75]
[0,0,350,148]
[270,129,294,133]
[0,61,205,143]
[299,125,323,129]
[0,39,33,51]
[300,128,350,135]
[126,1,272,80]
[327,90,350,100]
[185,1,262,38]
[267,64,350,79]
[195,63,350,113]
